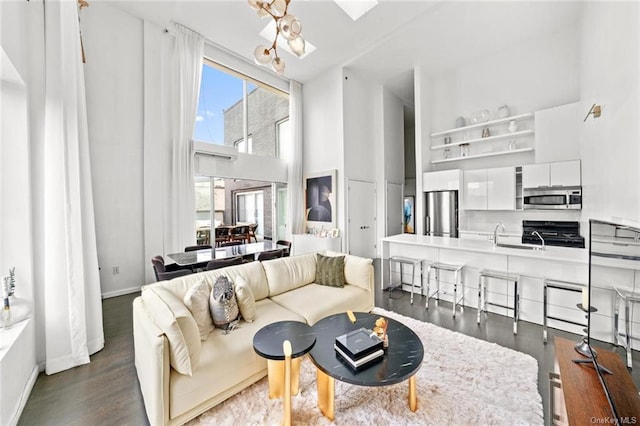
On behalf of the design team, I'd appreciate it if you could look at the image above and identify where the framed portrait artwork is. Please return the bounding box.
[403,196,415,234]
[304,170,337,230]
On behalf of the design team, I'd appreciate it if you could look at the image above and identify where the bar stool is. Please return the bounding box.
[477,269,521,334]
[543,279,586,343]
[425,262,465,318]
[613,286,640,369]
[387,256,423,304]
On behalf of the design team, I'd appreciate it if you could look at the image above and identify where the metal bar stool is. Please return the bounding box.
[543,278,586,343]
[425,262,465,318]
[477,269,521,334]
[613,286,640,369]
[387,256,423,304]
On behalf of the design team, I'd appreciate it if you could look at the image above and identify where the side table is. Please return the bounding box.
[253,320,316,399]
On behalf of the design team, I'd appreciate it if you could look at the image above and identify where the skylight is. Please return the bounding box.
[334,0,379,21]
[259,20,317,59]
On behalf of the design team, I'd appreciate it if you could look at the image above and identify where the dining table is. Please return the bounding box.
[167,241,289,267]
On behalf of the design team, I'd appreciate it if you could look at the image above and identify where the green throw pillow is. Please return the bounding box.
[316,253,345,287]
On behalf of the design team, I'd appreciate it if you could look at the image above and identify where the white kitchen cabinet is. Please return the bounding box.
[463,167,515,210]
[462,169,488,210]
[422,169,462,191]
[522,160,581,188]
[550,160,581,186]
[487,167,516,210]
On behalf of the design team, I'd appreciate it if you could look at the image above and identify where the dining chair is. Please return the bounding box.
[206,256,245,271]
[214,227,231,247]
[248,223,259,243]
[151,256,192,281]
[276,240,292,257]
[230,225,250,244]
[257,249,284,261]
[184,244,212,252]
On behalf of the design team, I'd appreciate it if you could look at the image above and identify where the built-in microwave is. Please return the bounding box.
[523,187,582,210]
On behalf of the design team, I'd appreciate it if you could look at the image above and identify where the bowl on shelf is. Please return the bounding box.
[471,110,490,124]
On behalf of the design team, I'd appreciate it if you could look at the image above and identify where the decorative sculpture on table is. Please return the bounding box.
[2,276,11,329]
[374,317,389,349]
[1,267,31,328]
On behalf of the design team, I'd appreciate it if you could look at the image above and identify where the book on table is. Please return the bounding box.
[334,343,384,371]
[334,327,384,370]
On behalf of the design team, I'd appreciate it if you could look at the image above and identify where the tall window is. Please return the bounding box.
[193,59,290,159]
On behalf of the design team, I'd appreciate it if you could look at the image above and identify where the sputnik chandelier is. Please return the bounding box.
[248,0,306,75]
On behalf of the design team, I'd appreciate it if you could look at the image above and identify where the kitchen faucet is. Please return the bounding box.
[493,221,505,246]
[532,231,546,250]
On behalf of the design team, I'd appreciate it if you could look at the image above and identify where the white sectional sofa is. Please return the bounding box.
[133,252,374,425]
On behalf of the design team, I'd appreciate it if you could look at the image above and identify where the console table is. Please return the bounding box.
[551,337,640,424]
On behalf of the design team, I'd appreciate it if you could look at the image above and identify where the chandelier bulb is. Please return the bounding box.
[271,0,287,15]
[271,56,285,75]
[279,14,302,40]
[287,35,305,57]
[254,45,272,65]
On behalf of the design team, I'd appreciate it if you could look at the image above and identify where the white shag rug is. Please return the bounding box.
[188,308,543,426]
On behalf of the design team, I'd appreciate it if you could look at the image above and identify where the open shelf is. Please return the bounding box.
[431,147,534,164]
[430,112,533,137]
[431,129,533,150]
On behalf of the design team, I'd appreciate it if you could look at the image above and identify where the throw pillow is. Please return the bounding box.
[183,279,215,341]
[316,253,345,287]
[209,275,240,330]
[234,276,256,322]
[141,286,201,376]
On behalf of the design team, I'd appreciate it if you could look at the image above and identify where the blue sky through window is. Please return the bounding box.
[194,63,256,144]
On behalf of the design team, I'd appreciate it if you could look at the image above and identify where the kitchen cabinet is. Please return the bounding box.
[463,167,515,210]
[422,169,462,191]
[522,160,581,188]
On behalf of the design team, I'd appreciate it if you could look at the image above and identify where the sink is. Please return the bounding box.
[496,243,543,251]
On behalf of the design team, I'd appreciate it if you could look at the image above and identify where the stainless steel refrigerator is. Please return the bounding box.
[425,190,459,237]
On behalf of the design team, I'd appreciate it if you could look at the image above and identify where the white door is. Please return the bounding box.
[386,182,403,236]
[348,180,376,258]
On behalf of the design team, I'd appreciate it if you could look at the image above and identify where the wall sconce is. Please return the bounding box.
[583,104,602,122]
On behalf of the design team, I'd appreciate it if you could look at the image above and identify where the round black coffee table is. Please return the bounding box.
[309,312,424,420]
[253,320,316,399]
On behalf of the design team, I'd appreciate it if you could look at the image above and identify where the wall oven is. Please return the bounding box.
[523,187,582,210]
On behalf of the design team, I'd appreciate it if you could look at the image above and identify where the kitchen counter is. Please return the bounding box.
[382,233,588,264]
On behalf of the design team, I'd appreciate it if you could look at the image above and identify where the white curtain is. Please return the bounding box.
[167,23,204,252]
[287,80,305,236]
[43,0,104,374]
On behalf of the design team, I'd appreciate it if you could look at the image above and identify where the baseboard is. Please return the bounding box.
[101,286,142,299]
[9,364,39,426]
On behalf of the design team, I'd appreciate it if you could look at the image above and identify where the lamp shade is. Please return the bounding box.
[271,57,285,75]
[254,45,272,64]
[279,14,302,40]
[287,35,305,57]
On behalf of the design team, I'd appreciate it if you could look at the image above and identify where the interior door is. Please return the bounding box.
[386,182,403,236]
[347,179,376,258]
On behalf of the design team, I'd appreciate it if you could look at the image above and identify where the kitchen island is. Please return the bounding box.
[381,234,632,345]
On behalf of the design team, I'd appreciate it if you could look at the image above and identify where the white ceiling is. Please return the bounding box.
[104,0,582,104]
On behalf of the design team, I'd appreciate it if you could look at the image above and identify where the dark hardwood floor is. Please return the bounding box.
[18,260,640,425]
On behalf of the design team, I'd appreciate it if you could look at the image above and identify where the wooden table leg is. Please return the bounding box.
[267,357,303,399]
[316,368,335,421]
[267,359,284,399]
[408,375,418,412]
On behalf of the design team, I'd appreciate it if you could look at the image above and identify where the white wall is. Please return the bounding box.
[302,67,344,239]
[82,3,146,296]
[0,0,44,419]
[579,2,640,224]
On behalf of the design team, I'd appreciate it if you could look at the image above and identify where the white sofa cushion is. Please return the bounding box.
[269,283,373,325]
[183,279,214,340]
[234,276,256,322]
[263,253,317,297]
[323,250,373,291]
[142,286,201,376]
